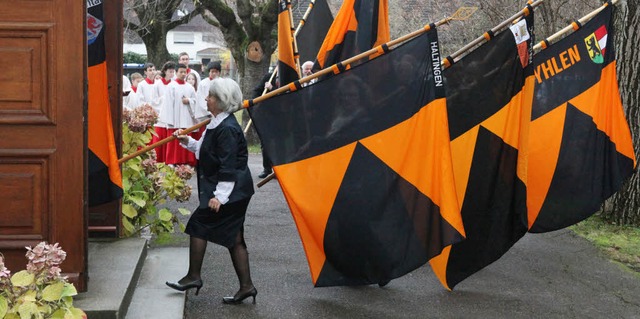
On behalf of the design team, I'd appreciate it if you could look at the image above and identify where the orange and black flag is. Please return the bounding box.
[248,29,464,286]
[429,11,535,290]
[278,0,300,86]
[314,0,389,71]
[296,0,334,64]
[527,5,635,233]
[87,0,123,206]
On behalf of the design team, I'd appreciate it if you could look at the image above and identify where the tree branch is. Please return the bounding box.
[123,18,140,33]
[200,0,239,29]
[201,11,221,28]
[168,7,201,30]
[256,0,278,52]
[236,0,256,36]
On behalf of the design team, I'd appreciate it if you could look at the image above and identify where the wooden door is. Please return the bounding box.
[0,0,87,290]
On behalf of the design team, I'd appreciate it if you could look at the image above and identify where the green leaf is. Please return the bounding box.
[61,282,78,298]
[122,177,131,191]
[68,307,87,319]
[130,163,141,173]
[158,208,172,222]
[178,208,191,216]
[42,282,65,301]
[17,301,37,319]
[122,217,136,234]
[50,309,66,319]
[122,204,138,218]
[10,270,34,287]
[179,223,186,232]
[37,304,52,316]
[0,295,8,318]
[129,196,146,208]
[18,290,36,302]
[62,296,74,307]
[122,131,131,144]
[140,133,152,144]
[160,222,174,233]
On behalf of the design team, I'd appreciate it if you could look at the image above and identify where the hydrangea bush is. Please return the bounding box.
[0,242,86,319]
[122,104,192,237]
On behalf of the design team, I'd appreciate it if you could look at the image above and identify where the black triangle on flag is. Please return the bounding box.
[316,142,462,287]
[445,126,528,288]
[530,103,635,232]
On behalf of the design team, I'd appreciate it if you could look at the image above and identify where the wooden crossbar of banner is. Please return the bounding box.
[447,0,544,64]
[244,9,475,108]
[118,119,211,164]
[533,0,617,51]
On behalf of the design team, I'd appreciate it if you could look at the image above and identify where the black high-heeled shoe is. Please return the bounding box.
[165,279,203,295]
[222,287,257,304]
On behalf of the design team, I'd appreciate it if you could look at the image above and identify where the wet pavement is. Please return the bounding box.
[164,154,640,319]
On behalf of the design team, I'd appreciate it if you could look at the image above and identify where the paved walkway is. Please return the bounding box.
[161,154,640,319]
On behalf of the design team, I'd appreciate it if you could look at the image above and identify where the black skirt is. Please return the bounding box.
[185,197,251,248]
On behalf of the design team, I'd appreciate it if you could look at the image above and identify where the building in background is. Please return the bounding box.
[123,10,237,79]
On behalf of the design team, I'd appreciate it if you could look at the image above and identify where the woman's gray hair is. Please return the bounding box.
[208,78,243,113]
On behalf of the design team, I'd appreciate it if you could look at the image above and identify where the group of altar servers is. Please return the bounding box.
[123,53,222,167]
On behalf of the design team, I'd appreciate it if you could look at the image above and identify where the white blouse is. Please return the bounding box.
[180,112,234,204]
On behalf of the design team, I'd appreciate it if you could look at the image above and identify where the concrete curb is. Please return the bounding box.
[76,238,147,319]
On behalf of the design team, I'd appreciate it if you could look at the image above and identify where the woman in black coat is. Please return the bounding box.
[166,78,257,304]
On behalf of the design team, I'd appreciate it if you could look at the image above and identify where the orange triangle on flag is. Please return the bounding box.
[449,126,479,210]
[360,99,464,237]
[568,62,636,164]
[527,104,566,228]
[428,245,453,290]
[481,91,527,149]
[274,143,357,284]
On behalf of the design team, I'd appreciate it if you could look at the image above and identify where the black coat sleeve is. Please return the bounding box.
[214,125,240,182]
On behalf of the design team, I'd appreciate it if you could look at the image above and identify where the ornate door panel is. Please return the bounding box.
[0,0,87,289]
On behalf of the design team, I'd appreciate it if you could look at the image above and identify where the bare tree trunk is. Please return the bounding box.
[608,0,640,226]
[198,0,277,146]
[538,2,559,40]
[142,33,171,67]
[125,0,200,67]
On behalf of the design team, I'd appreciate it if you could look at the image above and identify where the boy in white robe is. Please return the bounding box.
[150,61,176,162]
[195,61,221,121]
[177,52,201,83]
[137,62,160,112]
[124,73,144,110]
[160,63,201,166]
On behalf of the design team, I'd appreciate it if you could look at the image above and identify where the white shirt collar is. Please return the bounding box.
[207,112,230,129]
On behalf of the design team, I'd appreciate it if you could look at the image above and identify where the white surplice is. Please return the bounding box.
[159,80,198,129]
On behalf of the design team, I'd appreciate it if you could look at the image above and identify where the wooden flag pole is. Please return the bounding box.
[447,0,544,64]
[287,0,303,78]
[243,8,478,109]
[294,0,319,36]
[118,119,211,164]
[533,0,617,51]
[257,172,276,187]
